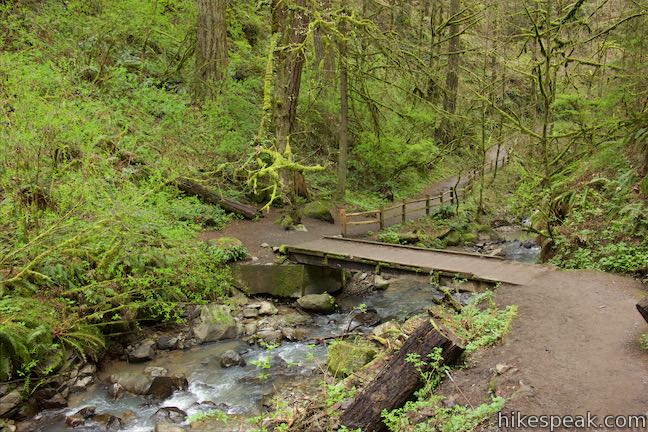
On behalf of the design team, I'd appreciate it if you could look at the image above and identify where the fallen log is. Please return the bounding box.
[174,177,259,220]
[636,297,648,324]
[340,321,464,432]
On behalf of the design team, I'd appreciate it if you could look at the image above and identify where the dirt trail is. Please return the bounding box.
[203,145,648,426]
[438,269,648,427]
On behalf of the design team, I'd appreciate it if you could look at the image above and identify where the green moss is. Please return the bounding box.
[327,339,377,378]
[445,230,461,246]
[303,201,334,223]
[461,233,478,244]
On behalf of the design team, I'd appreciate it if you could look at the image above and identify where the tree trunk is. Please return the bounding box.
[443,0,461,115]
[336,20,350,199]
[340,321,464,432]
[271,0,308,154]
[194,0,228,101]
[174,177,259,219]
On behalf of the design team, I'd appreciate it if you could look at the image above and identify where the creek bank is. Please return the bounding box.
[23,265,473,432]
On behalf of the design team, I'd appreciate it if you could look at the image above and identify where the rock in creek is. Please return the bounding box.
[0,390,21,417]
[220,350,245,368]
[128,338,157,362]
[147,375,189,399]
[374,274,390,290]
[90,413,123,432]
[157,335,179,350]
[150,406,187,425]
[297,293,337,313]
[191,304,238,344]
[155,423,185,432]
[65,406,96,427]
[352,308,381,327]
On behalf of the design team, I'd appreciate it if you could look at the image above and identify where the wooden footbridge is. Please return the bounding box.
[283,237,545,287]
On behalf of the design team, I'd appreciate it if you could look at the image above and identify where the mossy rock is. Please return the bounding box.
[302,201,335,224]
[445,230,461,246]
[461,233,478,244]
[327,340,377,377]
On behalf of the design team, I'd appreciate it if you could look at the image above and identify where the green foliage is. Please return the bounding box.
[640,334,648,352]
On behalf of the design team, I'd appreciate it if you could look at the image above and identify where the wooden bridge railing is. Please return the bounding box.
[339,152,510,237]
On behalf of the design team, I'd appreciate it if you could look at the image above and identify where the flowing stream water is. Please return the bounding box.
[30,235,539,432]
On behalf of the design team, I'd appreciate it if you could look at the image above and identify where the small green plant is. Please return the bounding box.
[325,382,356,407]
[639,334,648,351]
[251,355,272,380]
[187,409,229,424]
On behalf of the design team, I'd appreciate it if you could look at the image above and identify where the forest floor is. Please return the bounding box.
[202,154,648,426]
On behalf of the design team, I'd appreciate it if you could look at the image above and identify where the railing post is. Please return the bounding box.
[339,208,347,237]
[440,192,444,205]
[425,194,431,216]
[450,188,455,205]
[401,200,407,223]
[490,160,493,171]
[379,207,385,230]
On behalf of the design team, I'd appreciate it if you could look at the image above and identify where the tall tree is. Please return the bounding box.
[336,17,350,199]
[443,0,461,116]
[271,0,308,154]
[194,0,228,101]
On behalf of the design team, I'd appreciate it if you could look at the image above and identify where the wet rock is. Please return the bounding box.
[91,413,123,431]
[147,375,188,399]
[294,224,308,232]
[0,390,21,417]
[107,382,125,400]
[120,409,137,425]
[151,406,187,425]
[144,366,169,377]
[109,372,153,396]
[70,375,94,393]
[242,307,259,318]
[256,329,283,345]
[65,406,96,427]
[352,308,381,327]
[374,274,390,290]
[39,393,67,409]
[65,414,85,428]
[297,293,337,313]
[191,304,238,344]
[258,301,278,316]
[157,335,179,350]
[281,327,308,341]
[220,350,245,368]
[128,339,157,362]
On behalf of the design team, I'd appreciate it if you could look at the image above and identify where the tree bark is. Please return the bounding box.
[194,0,228,101]
[340,321,464,432]
[271,0,308,154]
[174,177,259,219]
[443,0,461,115]
[336,19,350,199]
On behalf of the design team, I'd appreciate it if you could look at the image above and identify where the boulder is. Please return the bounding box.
[374,274,390,290]
[150,406,187,425]
[191,304,238,344]
[108,372,153,396]
[144,366,168,377]
[256,329,283,345]
[220,350,245,368]
[66,406,96,427]
[157,335,179,350]
[352,309,381,327]
[232,264,344,298]
[302,201,335,223]
[297,293,337,313]
[90,413,123,432]
[242,307,259,318]
[327,341,377,377]
[128,339,156,362]
[0,390,21,417]
[258,301,278,316]
[146,375,188,399]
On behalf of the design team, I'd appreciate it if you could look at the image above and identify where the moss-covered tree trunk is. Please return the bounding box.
[336,19,350,199]
[194,0,228,101]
